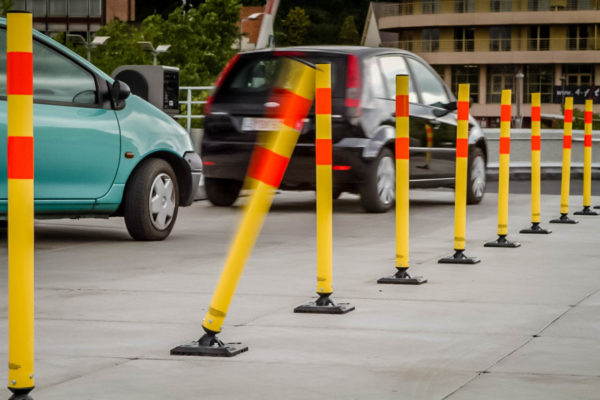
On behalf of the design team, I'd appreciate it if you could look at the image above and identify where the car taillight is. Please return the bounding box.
[345,54,361,118]
[205,54,241,114]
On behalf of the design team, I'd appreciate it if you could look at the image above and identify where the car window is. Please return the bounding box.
[0,29,97,105]
[367,59,386,99]
[378,56,417,103]
[406,57,449,107]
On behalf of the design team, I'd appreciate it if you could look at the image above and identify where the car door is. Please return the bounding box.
[405,57,456,179]
[0,29,120,210]
[377,55,432,179]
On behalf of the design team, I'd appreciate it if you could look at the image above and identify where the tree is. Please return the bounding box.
[90,20,148,76]
[0,0,13,17]
[339,15,360,45]
[279,7,311,46]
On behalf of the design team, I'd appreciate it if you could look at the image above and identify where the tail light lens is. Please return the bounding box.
[345,54,361,118]
[205,53,241,114]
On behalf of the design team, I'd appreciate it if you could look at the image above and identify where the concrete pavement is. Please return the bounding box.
[1,188,599,399]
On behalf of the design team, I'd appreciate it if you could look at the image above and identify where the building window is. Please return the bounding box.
[527,25,549,51]
[487,65,516,103]
[490,26,511,51]
[567,0,592,10]
[423,0,440,14]
[563,64,593,87]
[432,65,445,80]
[567,25,591,50]
[422,28,440,52]
[452,65,479,103]
[490,0,511,12]
[454,27,475,51]
[455,0,475,13]
[525,65,553,103]
[49,0,67,17]
[528,0,550,10]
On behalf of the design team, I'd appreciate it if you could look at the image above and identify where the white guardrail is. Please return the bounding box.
[173,86,214,133]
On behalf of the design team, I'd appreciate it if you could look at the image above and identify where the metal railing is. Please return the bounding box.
[380,37,598,52]
[173,86,214,132]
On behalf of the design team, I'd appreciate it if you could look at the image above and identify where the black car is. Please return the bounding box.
[201,46,487,212]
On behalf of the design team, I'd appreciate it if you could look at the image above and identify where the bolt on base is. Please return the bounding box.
[378,267,427,285]
[438,249,480,264]
[484,235,521,248]
[574,206,598,216]
[549,213,579,224]
[170,329,248,357]
[520,222,551,234]
[294,293,355,314]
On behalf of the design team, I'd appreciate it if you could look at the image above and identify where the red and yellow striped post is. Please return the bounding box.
[485,90,520,247]
[379,75,426,283]
[439,83,480,264]
[574,99,598,216]
[295,64,354,312]
[7,10,36,398]
[171,58,315,357]
[550,97,578,224]
[425,124,433,168]
[521,93,551,233]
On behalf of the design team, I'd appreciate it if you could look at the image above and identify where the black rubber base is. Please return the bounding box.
[438,249,480,264]
[549,214,579,224]
[520,222,551,234]
[377,268,427,285]
[170,332,248,357]
[294,293,355,314]
[574,206,598,216]
[484,235,521,248]
[8,387,34,400]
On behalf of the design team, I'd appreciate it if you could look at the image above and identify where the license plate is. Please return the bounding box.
[241,118,281,132]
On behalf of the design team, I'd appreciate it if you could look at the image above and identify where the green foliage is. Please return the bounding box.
[92,20,148,75]
[279,6,311,46]
[339,16,360,45]
[0,0,12,17]
[569,107,600,130]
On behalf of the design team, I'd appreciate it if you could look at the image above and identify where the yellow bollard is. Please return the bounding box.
[550,97,579,224]
[485,90,520,247]
[171,58,315,357]
[574,99,598,216]
[439,84,480,264]
[295,64,354,312]
[378,75,427,283]
[7,11,36,400]
[521,93,552,233]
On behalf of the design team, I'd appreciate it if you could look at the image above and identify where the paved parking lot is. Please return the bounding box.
[1,188,599,399]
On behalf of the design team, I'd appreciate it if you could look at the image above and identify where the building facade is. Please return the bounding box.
[363,0,600,127]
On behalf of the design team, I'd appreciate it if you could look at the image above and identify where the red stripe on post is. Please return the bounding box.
[564,109,573,123]
[500,104,511,122]
[499,136,511,154]
[7,136,34,180]
[585,111,593,125]
[315,88,331,115]
[457,101,469,121]
[531,106,541,122]
[315,139,332,165]
[7,52,33,95]
[268,88,313,131]
[456,138,468,158]
[584,135,592,147]
[395,94,409,117]
[246,146,290,188]
[531,135,541,151]
[563,135,572,150]
[395,137,409,159]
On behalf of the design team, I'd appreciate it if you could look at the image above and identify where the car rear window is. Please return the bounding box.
[215,52,346,103]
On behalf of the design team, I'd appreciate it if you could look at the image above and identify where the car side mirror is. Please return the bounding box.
[433,101,458,117]
[111,80,131,109]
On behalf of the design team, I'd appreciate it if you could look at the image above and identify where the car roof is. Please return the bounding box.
[243,45,413,58]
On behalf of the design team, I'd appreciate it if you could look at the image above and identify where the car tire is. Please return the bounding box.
[466,147,486,204]
[360,147,395,213]
[123,158,179,241]
[205,178,242,207]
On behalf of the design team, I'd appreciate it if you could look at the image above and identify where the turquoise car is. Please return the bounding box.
[0,20,202,240]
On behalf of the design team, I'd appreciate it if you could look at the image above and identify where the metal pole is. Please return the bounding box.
[186,88,192,133]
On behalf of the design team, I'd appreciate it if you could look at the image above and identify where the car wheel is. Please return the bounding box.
[466,147,486,204]
[360,147,395,213]
[205,178,242,207]
[124,158,179,241]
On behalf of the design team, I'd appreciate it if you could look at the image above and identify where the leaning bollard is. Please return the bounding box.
[295,64,354,312]
[378,75,427,284]
[485,90,520,248]
[550,97,578,224]
[439,83,480,264]
[521,93,551,234]
[7,10,36,400]
[574,99,598,216]
[170,59,315,357]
